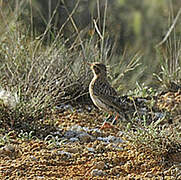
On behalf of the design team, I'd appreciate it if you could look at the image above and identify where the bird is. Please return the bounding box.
[87,62,156,129]
[87,62,122,129]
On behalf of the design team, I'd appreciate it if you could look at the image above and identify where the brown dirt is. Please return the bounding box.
[0,91,181,179]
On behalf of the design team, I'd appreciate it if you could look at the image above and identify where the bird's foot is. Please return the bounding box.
[112,118,117,125]
[104,115,114,123]
[100,122,114,130]
[111,114,119,125]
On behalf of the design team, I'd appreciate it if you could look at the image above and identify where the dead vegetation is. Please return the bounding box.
[0,1,181,179]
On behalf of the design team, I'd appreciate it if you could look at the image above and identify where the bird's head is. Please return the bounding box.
[88,62,107,77]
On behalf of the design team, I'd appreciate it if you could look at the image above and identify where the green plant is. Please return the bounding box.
[44,134,63,148]
[0,131,16,146]
[18,130,36,141]
[154,8,181,90]
[125,119,181,157]
[0,4,74,128]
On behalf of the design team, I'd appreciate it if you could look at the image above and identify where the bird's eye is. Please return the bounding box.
[93,66,100,74]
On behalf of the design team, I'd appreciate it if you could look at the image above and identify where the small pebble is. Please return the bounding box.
[65,147,79,154]
[30,155,37,161]
[91,128,102,137]
[97,137,109,143]
[145,172,154,178]
[64,130,77,139]
[70,125,83,132]
[57,151,72,160]
[110,166,120,175]
[78,132,93,143]
[0,144,16,157]
[94,161,105,170]
[69,137,79,142]
[36,176,45,179]
[91,169,106,177]
[87,147,95,153]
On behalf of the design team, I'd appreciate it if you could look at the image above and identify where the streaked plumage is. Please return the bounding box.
[89,63,118,113]
[88,62,154,129]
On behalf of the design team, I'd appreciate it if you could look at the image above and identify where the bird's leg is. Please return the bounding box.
[112,113,119,125]
[100,121,114,130]
[104,114,114,122]
[100,114,112,130]
[100,113,114,130]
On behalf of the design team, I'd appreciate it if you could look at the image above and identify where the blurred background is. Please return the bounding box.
[0,0,180,127]
[0,0,181,92]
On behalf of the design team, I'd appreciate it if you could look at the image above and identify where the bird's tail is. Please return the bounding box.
[115,95,165,125]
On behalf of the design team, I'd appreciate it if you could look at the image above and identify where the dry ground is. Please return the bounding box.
[0,91,181,179]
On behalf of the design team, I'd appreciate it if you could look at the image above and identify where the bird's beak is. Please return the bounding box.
[84,61,92,66]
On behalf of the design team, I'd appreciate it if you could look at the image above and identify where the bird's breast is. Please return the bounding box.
[89,81,108,111]
[90,93,108,111]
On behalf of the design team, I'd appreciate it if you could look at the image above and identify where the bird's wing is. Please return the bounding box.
[95,93,149,114]
[95,94,123,113]
[92,79,150,113]
[93,79,118,97]
[92,80,125,112]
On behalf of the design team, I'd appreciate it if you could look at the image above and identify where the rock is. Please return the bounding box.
[64,130,77,139]
[107,135,123,143]
[97,135,124,144]
[110,166,120,175]
[94,161,106,170]
[90,128,102,137]
[87,147,95,153]
[91,169,106,177]
[82,127,90,132]
[4,144,15,152]
[69,137,79,142]
[78,132,94,143]
[30,155,38,161]
[57,151,72,160]
[97,137,109,143]
[65,147,80,154]
[145,172,154,178]
[107,135,116,142]
[55,104,73,112]
[0,144,16,157]
[51,130,63,137]
[70,125,83,132]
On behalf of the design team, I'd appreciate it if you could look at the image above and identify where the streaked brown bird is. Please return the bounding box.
[87,62,153,129]
[87,62,122,129]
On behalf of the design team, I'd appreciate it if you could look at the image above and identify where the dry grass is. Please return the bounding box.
[0,2,181,179]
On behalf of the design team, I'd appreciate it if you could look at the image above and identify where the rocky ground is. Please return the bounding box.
[0,91,181,179]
